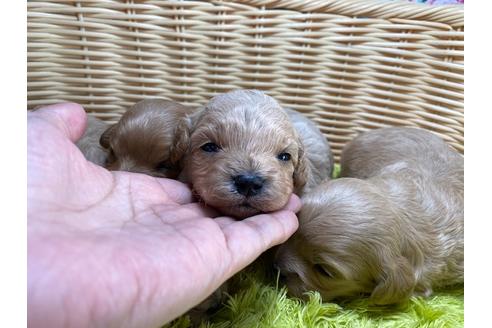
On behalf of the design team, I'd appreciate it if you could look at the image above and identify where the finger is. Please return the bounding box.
[221,209,299,276]
[31,102,87,143]
[241,210,299,250]
[216,195,300,234]
[154,178,194,205]
[215,196,301,230]
[123,173,195,207]
[281,194,302,213]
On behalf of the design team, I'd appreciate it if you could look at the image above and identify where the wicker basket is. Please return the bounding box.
[27,0,464,160]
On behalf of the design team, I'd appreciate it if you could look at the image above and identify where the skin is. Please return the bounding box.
[27,103,300,328]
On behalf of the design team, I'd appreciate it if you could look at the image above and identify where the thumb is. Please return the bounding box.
[30,103,87,143]
[220,208,299,278]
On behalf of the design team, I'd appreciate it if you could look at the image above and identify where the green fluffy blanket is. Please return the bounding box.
[169,165,463,328]
[169,265,463,328]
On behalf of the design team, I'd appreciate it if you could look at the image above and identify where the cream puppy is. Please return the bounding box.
[177,89,333,219]
[76,115,109,166]
[100,99,195,178]
[275,127,463,304]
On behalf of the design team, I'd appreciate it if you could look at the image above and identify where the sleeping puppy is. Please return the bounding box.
[275,127,463,305]
[99,99,195,178]
[94,99,227,324]
[176,89,333,219]
[76,115,109,166]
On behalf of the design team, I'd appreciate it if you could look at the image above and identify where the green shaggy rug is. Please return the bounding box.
[169,263,463,328]
[169,164,463,328]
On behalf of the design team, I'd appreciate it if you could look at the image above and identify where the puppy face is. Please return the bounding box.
[100,99,194,178]
[275,179,416,304]
[181,90,307,218]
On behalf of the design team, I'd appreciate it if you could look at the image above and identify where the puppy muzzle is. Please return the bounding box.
[232,173,266,197]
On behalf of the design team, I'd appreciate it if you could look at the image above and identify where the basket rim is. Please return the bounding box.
[237,0,464,27]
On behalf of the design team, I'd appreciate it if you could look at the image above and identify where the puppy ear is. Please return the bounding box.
[99,124,116,149]
[370,256,416,305]
[293,138,308,194]
[170,114,194,164]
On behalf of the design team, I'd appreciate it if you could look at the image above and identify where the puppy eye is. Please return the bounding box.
[313,264,333,279]
[200,142,220,153]
[277,152,291,161]
[156,160,174,171]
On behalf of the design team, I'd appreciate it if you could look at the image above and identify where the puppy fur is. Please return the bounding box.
[100,99,194,178]
[76,115,109,166]
[275,127,463,305]
[286,109,334,193]
[177,89,333,219]
[96,99,227,323]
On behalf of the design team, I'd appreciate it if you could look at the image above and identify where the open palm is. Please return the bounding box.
[27,103,300,328]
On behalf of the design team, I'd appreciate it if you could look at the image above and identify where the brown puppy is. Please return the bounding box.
[76,115,109,166]
[97,99,227,324]
[177,89,333,219]
[100,99,194,178]
[275,127,463,305]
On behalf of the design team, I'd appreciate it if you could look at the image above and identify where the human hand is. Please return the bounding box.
[27,103,300,328]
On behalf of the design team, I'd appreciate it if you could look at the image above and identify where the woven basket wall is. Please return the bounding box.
[27,0,464,160]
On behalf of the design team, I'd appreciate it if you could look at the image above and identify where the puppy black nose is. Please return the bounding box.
[233,174,265,196]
